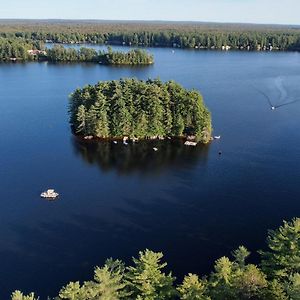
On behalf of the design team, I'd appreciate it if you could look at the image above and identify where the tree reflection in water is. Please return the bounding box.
[72,138,210,175]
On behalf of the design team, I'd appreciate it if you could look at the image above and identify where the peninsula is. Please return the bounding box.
[0,38,154,65]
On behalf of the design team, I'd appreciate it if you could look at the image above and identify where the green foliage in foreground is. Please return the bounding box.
[11,218,300,299]
[69,78,212,143]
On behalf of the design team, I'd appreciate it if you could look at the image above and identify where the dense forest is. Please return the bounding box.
[0,38,153,64]
[0,37,43,61]
[1,20,300,50]
[47,46,153,64]
[11,218,300,299]
[69,78,212,143]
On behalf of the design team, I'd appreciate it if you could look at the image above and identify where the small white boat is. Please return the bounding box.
[271,106,275,110]
[214,136,221,140]
[153,147,158,151]
[184,141,197,146]
[41,189,59,199]
[113,141,118,144]
[84,135,93,140]
[123,141,128,146]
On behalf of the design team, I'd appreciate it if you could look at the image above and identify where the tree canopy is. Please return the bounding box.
[47,46,154,64]
[10,218,300,300]
[1,21,300,50]
[0,39,154,65]
[69,78,212,143]
[0,37,42,61]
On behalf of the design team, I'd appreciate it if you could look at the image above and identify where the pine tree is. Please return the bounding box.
[126,249,176,300]
[59,281,87,300]
[69,78,212,142]
[76,105,87,135]
[233,264,267,299]
[83,259,129,300]
[209,257,235,300]
[177,274,210,300]
[286,273,300,299]
[260,218,300,280]
[263,280,288,300]
[11,291,37,300]
[232,246,250,269]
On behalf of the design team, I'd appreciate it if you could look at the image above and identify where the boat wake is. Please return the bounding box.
[253,77,300,110]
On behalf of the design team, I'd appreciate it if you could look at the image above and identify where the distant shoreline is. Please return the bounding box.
[0,19,300,28]
[1,20,299,51]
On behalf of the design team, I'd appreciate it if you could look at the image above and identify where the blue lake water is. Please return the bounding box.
[1,46,300,298]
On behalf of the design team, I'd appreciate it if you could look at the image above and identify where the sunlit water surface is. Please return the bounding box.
[1,46,300,298]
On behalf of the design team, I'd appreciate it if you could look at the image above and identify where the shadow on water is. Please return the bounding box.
[72,138,210,176]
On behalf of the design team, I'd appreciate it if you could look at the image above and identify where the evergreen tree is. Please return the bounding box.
[233,264,267,299]
[59,281,87,300]
[286,273,300,300]
[263,280,288,300]
[209,256,235,300]
[69,78,212,143]
[260,218,300,280]
[11,291,37,300]
[177,274,210,300]
[83,259,129,300]
[232,246,251,269]
[126,249,176,300]
[76,105,87,135]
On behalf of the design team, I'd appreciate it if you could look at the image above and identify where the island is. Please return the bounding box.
[47,45,154,65]
[0,38,154,65]
[69,78,212,143]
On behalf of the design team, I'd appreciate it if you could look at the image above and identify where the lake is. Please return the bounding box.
[1,46,300,298]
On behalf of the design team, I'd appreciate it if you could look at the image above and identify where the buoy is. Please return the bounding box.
[153,147,158,151]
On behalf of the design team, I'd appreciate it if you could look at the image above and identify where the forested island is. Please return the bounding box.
[0,38,153,64]
[47,46,153,64]
[10,218,300,299]
[69,78,212,143]
[1,20,300,50]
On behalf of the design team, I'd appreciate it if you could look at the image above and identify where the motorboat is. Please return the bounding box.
[41,189,59,199]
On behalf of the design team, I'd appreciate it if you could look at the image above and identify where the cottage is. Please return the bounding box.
[27,49,47,56]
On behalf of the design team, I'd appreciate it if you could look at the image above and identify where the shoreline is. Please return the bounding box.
[74,134,212,145]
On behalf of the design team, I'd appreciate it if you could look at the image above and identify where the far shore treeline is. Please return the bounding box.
[1,20,300,50]
[10,218,300,300]
[69,78,212,143]
[0,38,154,64]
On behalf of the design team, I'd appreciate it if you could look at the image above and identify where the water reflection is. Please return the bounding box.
[72,138,210,175]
